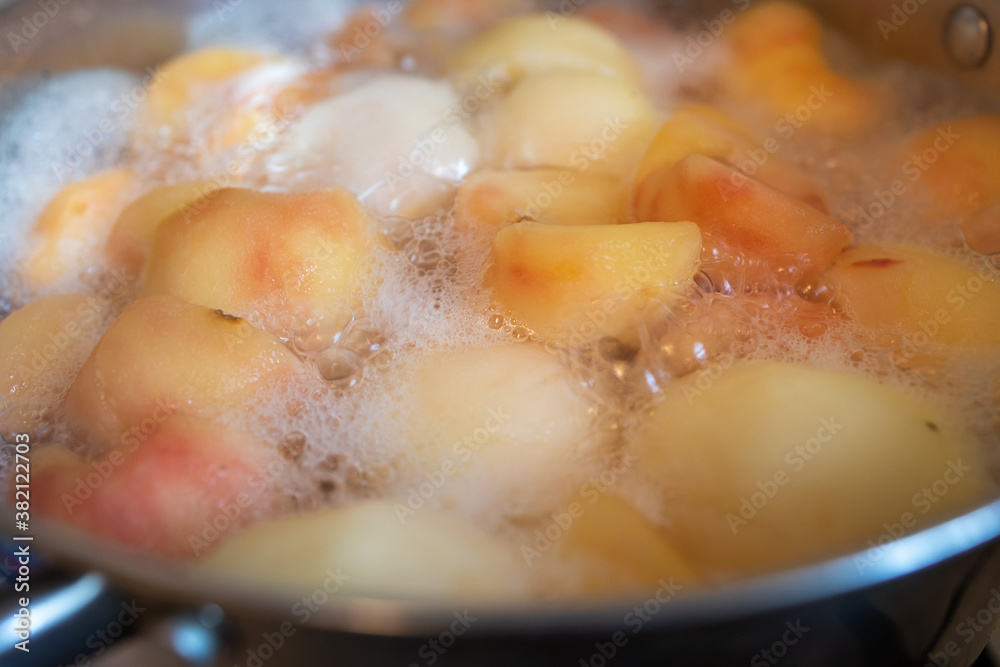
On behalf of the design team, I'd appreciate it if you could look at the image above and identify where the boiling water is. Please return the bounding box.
[1,0,999,590]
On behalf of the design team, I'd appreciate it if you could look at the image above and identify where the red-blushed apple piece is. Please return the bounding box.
[105,181,214,274]
[633,105,830,214]
[60,295,306,448]
[32,417,274,559]
[140,187,369,327]
[634,153,852,285]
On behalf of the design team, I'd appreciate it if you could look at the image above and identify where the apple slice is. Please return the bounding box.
[61,295,306,447]
[133,48,311,150]
[399,343,601,514]
[486,221,702,343]
[23,169,134,287]
[450,14,642,85]
[720,2,878,135]
[105,181,213,274]
[32,417,273,559]
[902,115,1000,253]
[633,105,829,213]
[557,491,699,596]
[633,360,988,578]
[482,71,658,178]
[634,154,851,284]
[276,74,480,218]
[200,501,524,600]
[823,244,1000,348]
[0,294,107,435]
[454,168,624,233]
[140,187,369,327]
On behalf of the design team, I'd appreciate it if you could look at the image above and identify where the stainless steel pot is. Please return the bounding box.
[2,1,1000,665]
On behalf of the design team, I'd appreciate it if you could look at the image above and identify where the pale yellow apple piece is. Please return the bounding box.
[277,74,480,218]
[454,169,624,232]
[200,501,525,600]
[450,14,643,85]
[823,245,1000,348]
[559,491,699,595]
[486,221,702,343]
[24,170,134,286]
[633,360,988,578]
[482,71,658,178]
[105,181,213,274]
[401,344,600,512]
[0,294,106,434]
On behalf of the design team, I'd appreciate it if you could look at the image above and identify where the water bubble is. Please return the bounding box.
[511,325,531,341]
[278,432,307,462]
[314,347,364,387]
[291,303,355,352]
[488,313,504,330]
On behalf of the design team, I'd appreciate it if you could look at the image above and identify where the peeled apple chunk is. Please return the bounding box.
[140,187,369,324]
[24,169,134,287]
[902,115,1000,253]
[276,74,480,218]
[450,14,643,85]
[633,106,829,213]
[401,344,599,510]
[61,295,306,448]
[32,417,272,559]
[0,294,105,434]
[482,71,658,177]
[822,245,1000,348]
[453,168,624,232]
[486,221,702,343]
[200,501,524,600]
[633,361,988,577]
[556,491,699,596]
[105,181,213,274]
[133,47,308,149]
[633,153,851,282]
[720,2,877,135]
